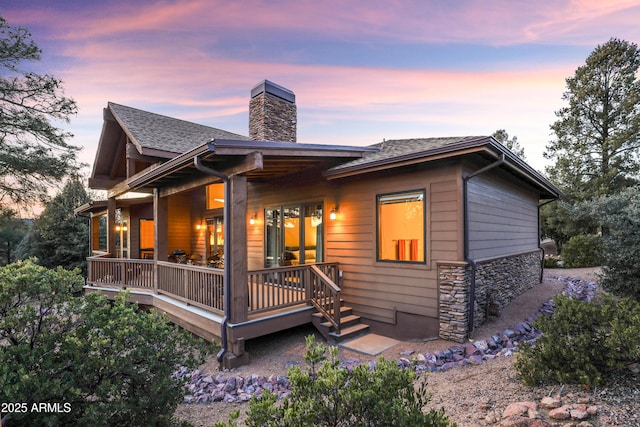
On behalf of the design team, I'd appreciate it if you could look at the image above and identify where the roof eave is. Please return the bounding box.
[125,138,378,191]
[486,140,563,199]
[324,136,492,179]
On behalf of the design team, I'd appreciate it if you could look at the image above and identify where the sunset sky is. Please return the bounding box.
[3,0,640,175]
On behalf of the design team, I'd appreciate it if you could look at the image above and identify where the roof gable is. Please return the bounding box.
[108,102,248,156]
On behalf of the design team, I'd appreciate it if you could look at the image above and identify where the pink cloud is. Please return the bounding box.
[8,0,640,47]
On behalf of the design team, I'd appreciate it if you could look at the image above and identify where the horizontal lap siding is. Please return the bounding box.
[246,177,334,270]
[244,164,463,327]
[327,164,462,324]
[466,170,539,260]
[168,193,192,255]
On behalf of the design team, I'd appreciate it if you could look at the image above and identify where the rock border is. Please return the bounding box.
[175,275,596,404]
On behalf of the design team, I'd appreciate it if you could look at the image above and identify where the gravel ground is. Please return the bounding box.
[175,268,640,426]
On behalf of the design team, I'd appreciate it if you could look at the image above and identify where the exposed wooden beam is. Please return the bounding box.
[109,133,126,179]
[159,174,219,198]
[221,151,263,177]
[157,152,263,198]
[88,176,122,190]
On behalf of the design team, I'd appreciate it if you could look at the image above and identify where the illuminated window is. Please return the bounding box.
[139,219,154,259]
[377,190,425,262]
[265,203,323,267]
[206,183,224,210]
[92,214,107,251]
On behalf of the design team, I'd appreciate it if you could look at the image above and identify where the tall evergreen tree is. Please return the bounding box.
[21,178,90,274]
[545,38,640,200]
[0,207,28,265]
[492,129,526,160]
[0,15,80,206]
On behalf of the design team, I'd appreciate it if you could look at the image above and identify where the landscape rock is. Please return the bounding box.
[503,402,531,418]
[548,405,571,420]
[539,396,561,409]
[176,275,600,410]
[570,408,589,421]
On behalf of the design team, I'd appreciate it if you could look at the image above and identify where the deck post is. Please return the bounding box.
[153,189,168,293]
[229,174,249,323]
[154,190,168,262]
[222,174,250,368]
[107,197,117,256]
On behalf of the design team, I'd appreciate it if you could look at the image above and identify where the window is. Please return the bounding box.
[92,214,107,252]
[377,190,425,262]
[139,219,154,259]
[265,203,323,267]
[206,183,224,210]
[207,216,224,267]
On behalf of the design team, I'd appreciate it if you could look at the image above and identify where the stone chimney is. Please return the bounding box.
[249,80,296,142]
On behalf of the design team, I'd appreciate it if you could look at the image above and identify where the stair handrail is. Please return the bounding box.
[310,265,341,334]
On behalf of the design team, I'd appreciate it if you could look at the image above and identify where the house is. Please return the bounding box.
[77,80,561,368]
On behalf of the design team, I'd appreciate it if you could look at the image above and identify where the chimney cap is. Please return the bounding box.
[251,80,295,103]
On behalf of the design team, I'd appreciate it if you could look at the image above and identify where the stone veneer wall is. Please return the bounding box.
[437,250,542,343]
[472,249,542,329]
[249,92,297,142]
[437,262,471,343]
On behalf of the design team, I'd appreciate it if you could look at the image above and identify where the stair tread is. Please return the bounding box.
[319,314,360,328]
[312,305,353,319]
[329,323,369,337]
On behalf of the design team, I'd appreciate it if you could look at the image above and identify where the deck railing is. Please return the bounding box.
[87,255,155,289]
[157,262,224,313]
[247,265,310,314]
[86,257,340,326]
[310,264,342,334]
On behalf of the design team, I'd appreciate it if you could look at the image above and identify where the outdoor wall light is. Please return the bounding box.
[249,215,256,225]
[329,208,337,221]
[196,222,203,231]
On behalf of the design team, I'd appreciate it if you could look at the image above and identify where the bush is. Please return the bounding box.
[240,335,454,427]
[561,234,602,268]
[543,256,560,268]
[592,188,640,300]
[0,259,205,426]
[514,293,640,387]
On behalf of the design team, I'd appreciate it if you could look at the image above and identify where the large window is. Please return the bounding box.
[377,190,425,262]
[265,203,323,267]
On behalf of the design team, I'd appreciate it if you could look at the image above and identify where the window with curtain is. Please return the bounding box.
[377,190,425,262]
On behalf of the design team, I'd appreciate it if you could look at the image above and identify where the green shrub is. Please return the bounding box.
[592,188,640,300]
[543,256,560,268]
[243,335,454,427]
[0,259,205,427]
[515,294,640,387]
[561,234,602,268]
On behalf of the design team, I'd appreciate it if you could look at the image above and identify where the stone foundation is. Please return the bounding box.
[472,250,542,329]
[437,262,471,343]
[437,250,542,342]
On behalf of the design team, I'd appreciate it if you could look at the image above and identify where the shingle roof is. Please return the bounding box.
[108,102,248,155]
[328,136,489,173]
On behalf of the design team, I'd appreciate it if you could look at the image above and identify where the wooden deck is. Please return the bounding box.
[85,256,341,343]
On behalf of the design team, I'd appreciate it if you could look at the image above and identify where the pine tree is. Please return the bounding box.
[545,38,640,200]
[0,15,80,206]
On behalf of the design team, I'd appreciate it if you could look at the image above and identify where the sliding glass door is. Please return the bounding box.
[265,203,323,267]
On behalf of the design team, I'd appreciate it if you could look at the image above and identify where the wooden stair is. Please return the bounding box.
[312,304,370,344]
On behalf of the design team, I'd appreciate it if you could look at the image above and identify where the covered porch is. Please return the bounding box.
[85,256,345,367]
[79,132,377,368]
